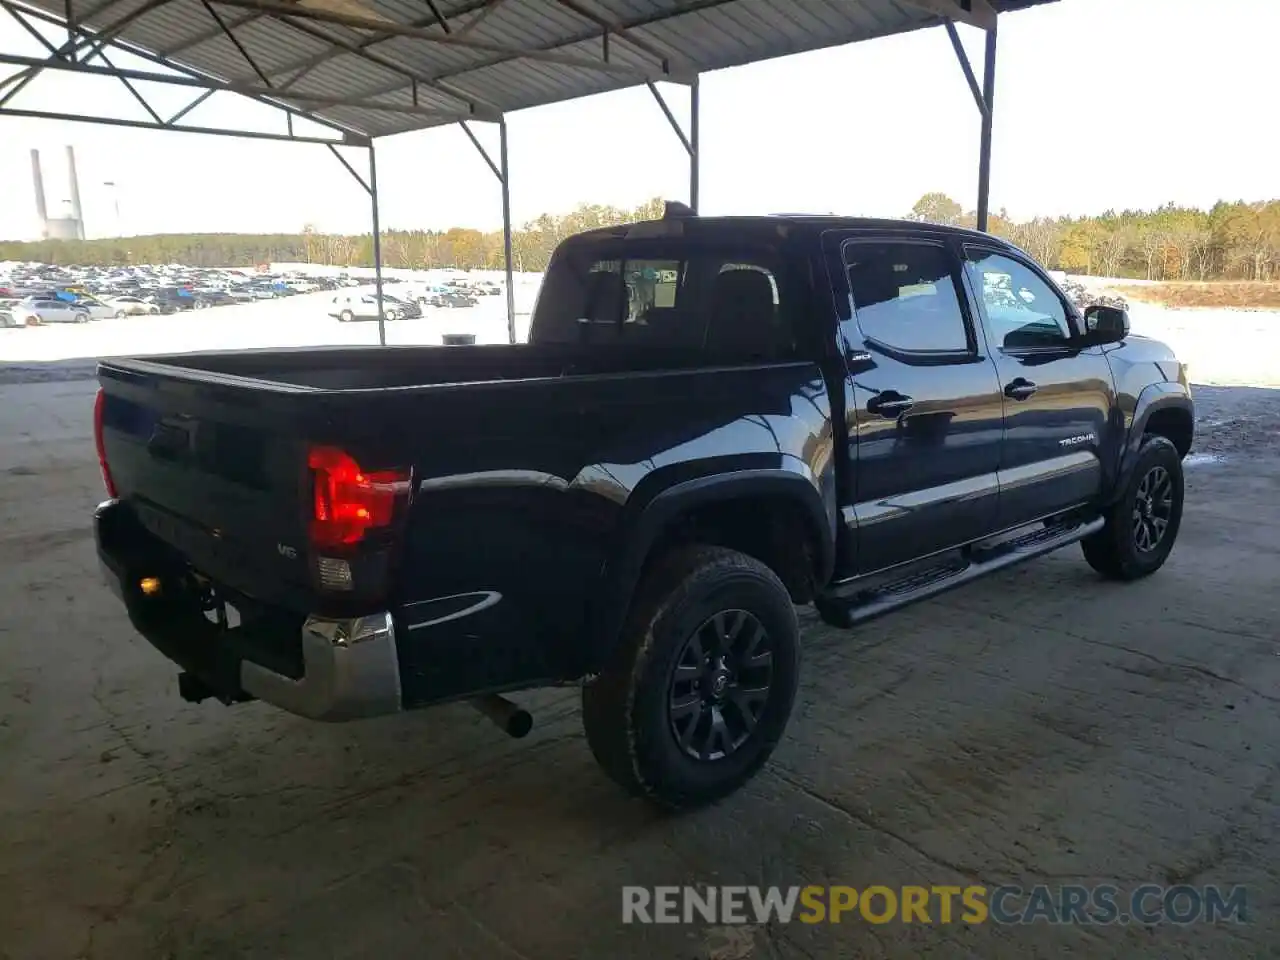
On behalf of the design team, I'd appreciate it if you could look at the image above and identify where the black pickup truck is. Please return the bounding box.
[94,210,1193,809]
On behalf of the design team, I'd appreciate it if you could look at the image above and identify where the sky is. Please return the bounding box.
[0,0,1275,241]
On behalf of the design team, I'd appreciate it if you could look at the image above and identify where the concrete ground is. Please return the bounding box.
[1,379,1277,960]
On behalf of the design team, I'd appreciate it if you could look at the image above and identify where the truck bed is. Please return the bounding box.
[97,343,823,625]
[122,343,713,392]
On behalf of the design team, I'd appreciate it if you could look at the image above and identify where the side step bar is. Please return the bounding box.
[815,516,1105,629]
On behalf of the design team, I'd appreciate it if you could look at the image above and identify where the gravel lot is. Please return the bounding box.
[1,342,1278,957]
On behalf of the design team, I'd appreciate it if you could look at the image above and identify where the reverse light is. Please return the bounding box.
[307,445,411,549]
[93,388,118,497]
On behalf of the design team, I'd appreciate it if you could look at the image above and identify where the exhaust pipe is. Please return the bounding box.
[469,694,532,738]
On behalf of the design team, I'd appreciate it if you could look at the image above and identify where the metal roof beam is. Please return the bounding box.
[451,0,505,39]
[421,0,736,87]
[0,0,171,107]
[2,2,61,57]
[943,19,988,118]
[0,103,357,143]
[92,47,164,123]
[156,10,263,56]
[266,12,502,119]
[4,0,365,135]
[551,0,687,77]
[317,0,733,118]
[266,3,494,94]
[197,0,272,86]
[207,0,692,83]
[897,0,997,31]
[0,51,483,118]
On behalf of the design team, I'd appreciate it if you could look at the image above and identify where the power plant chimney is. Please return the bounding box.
[65,145,85,240]
[30,149,48,228]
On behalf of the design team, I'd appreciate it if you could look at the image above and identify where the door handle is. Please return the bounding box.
[867,390,914,417]
[1004,378,1038,401]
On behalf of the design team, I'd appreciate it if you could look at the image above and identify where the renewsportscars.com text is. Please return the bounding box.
[621,884,1247,926]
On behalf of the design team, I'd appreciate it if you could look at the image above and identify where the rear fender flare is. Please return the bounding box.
[585,465,835,668]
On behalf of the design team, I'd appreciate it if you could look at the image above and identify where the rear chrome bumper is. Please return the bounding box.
[240,613,402,722]
[95,498,403,723]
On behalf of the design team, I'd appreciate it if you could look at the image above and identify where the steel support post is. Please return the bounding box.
[368,143,386,346]
[499,118,515,344]
[689,74,700,212]
[976,19,997,232]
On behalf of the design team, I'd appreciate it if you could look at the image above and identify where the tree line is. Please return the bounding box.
[2,193,1276,281]
[0,198,666,273]
[909,192,1280,282]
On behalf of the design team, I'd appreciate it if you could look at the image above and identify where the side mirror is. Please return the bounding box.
[1082,304,1129,345]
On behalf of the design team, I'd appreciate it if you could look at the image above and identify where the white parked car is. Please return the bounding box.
[327,293,421,322]
[71,296,116,320]
[106,295,161,317]
[14,297,90,324]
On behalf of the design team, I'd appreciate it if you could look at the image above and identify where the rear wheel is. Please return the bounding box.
[581,545,800,810]
[385,309,398,321]
[340,310,354,323]
[1082,434,1184,580]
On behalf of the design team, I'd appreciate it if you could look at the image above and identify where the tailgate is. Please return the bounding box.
[97,363,313,610]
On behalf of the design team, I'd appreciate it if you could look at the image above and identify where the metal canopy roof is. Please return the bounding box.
[6,0,1055,141]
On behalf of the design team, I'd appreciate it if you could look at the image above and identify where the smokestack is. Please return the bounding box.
[31,149,48,231]
[65,145,84,239]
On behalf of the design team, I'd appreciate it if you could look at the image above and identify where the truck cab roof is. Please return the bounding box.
[564,214,1023,255]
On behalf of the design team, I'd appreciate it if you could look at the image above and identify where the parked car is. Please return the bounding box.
[0,304,22,328]
[71,296,116,321]
[430,289,478,309]
[92,212,1193,810]
[14,297,89,324]
[327,292,421,322]
[192,291,236,309]
[149,288,196,313]
[106,295,160,317]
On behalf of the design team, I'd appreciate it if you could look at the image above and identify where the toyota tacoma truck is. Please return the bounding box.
[94,209,1194,809]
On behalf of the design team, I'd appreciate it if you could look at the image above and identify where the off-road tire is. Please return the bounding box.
[1082,434,1184,580]
[581,545,800,810]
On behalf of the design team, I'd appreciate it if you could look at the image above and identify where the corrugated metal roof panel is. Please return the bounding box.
[15,0,1060,138]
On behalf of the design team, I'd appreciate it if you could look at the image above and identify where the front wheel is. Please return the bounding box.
[385,310,398,321]
[582,545,800,810]
[340,310,354,323]
[1082,434,1184,580]
[114,310,127,319]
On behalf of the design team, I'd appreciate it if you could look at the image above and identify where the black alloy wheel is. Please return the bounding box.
[1081,433,1183,580]
[1132,465,1173,553]
[668,609,774,761]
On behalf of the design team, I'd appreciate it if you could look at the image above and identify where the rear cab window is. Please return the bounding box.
[531,230,798,362]
[843,241,974,357]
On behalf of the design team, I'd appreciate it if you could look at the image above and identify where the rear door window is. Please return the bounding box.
[844,242,972,356]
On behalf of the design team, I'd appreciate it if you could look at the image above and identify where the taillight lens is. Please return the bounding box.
[93,388,117,497]
[307,445,410,548]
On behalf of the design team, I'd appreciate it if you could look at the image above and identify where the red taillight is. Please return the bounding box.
[307,445,410,548]
[93,388,118,498]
